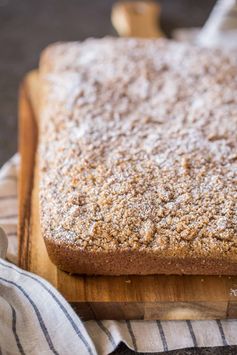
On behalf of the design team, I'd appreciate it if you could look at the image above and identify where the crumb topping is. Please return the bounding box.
[39,38,237,257]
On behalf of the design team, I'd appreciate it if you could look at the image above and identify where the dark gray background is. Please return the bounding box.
[2,0,237,354]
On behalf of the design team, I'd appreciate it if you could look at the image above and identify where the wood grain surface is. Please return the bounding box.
[18,70,237,320]
[111,1,164,38]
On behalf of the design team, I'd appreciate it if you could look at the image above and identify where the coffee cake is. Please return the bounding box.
[38,38,237,274]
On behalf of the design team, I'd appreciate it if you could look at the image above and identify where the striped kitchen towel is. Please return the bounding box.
[1,157,237,354]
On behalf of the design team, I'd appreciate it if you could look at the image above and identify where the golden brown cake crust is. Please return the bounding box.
[39,38,237,275]
[44,238,237,275]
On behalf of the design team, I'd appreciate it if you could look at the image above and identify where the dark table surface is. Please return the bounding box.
[1,0,237,354]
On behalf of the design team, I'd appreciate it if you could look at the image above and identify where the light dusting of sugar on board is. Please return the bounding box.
[230,289,237,297]
[39,37,237,258]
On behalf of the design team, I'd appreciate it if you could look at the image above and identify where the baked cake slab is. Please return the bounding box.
[38,38,237,275]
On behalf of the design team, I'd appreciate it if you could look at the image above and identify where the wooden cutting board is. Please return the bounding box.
[18,70,237,320]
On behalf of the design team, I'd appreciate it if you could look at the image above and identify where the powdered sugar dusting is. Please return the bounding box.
[39,38,237,259]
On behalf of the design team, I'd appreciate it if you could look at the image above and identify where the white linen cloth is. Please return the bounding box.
[173,0,237,49]
[1,156,237,354]
[197,0,237,49]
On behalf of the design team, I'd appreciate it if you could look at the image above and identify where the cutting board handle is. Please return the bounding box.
[111,1,164,38]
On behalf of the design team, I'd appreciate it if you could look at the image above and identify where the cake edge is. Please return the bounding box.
[43,236,237,275]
